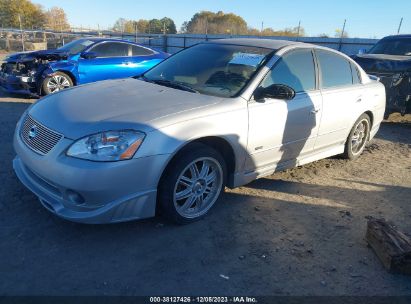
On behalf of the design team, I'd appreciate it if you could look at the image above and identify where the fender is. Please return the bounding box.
[37,61,80,95]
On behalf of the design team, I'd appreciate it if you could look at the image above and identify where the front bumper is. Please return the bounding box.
[13,126,170,224]
[0,71,38,95]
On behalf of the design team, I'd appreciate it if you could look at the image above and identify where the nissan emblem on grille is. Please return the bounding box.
[28,125,38,140]
[20,115,63,155]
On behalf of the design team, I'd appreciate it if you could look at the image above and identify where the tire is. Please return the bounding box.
[343,113,371,160]
[158,143,227,224]
[42,71,73,95]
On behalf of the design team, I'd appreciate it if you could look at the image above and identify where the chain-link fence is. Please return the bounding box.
[0,27,379,55]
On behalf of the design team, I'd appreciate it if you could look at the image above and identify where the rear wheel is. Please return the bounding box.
[42,71,73,95]
[158,143,226,224]
[343,114,371,160]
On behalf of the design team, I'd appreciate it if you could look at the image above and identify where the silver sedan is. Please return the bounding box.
[13,39,386,224]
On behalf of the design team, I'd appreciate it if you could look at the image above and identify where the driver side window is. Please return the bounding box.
[91,42,129,58]
[260,49,316,93]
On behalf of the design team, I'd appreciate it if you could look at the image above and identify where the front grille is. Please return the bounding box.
[20,115,63,155]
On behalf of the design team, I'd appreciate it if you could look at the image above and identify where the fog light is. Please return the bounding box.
[66,190,85,205]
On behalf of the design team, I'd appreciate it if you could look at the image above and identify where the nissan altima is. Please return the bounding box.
[13,39,386,224]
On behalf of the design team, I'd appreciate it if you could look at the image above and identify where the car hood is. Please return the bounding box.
[28,78,223,139]
[352,53,411,74]
[6,49,70,63]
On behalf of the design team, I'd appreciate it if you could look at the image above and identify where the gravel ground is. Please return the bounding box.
[0,90,410,296]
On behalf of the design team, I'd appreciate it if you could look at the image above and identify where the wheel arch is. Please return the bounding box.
[364,110,374,128]
[158,136,237,189]
[55,70,77,86]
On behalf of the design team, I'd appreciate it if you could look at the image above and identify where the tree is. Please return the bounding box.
[136,19,149,33]
[183,11,248,35]
[160,17,176,34]
[248,26,305,37]
[113,18,128,32]
[318,33,329,38]
[113,17,176,34]
[44,7,70,31]
[0,0,46,29]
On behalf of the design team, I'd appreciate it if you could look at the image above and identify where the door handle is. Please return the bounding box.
[310,108,320,114]
[123,61,131,65]
[356,96,362,103]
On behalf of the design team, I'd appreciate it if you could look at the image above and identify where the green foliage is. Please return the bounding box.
[112,17,177,34]
[0,0,46,28]
[182,11,305,37]
[45,6,70,31]
[258,26,306,37]
[182,11,248,35]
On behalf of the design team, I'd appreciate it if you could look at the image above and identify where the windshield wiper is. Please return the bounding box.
[149,79,199,93]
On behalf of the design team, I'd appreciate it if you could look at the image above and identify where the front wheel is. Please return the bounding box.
[343,114,371,160]
[158,143,226,224]
[42,72,73,95]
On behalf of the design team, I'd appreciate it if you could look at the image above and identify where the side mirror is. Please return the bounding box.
[80,52,97,59]
[254,84,296,101]
[358,48,367,55]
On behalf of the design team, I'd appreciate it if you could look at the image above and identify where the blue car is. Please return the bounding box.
[0,38,168,96]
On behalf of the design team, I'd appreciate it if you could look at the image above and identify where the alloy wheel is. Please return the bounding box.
[46,75,71,93]
[351,118,369,155]
[173,157,223,219]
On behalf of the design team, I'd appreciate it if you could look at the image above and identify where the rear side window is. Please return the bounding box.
[316,50,353,88]
[260,49,316,93]
[350,62,361,84]
[131,45,154,56]
[91,42,129,57]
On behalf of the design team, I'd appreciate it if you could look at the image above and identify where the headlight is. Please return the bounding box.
[66,130,145,161]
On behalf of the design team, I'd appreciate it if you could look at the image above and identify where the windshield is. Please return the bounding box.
[57,39,95,55]
[142,43,273,98]
[368,38,411,56]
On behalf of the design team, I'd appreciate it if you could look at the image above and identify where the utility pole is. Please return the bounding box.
[261,21,264,35]
[18,14,24,52]
[338,19,346,51]
[163,22,166,35]
[135,22,138,42]
[397,17,403,34]
[296,20,301,40]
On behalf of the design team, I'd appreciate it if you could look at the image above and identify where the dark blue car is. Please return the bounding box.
[0,38,168,96]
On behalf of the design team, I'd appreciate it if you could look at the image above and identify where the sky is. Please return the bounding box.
[35,0,410,38]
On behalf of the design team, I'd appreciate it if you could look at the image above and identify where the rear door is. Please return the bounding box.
[128,45,162,76]
[77,42,132,84]
[314,49,365,150]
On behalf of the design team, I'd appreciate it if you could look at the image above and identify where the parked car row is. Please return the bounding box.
[0,38,168,96]
[12,38,386,224]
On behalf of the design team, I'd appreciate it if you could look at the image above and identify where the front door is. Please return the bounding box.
[246,48,322,172]
[78,42,132,84]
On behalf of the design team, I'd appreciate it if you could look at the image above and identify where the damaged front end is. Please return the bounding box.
[0,52,68,96]
[372,72,411,116]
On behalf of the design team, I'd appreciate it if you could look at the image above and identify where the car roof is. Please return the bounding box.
[381,34,411,39]
[78,37,148,45]
[206,38,311,50]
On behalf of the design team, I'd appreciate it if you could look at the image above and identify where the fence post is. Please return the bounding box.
[5,36,10,51]
[163,34,167,53]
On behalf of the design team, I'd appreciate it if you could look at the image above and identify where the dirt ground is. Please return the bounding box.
[0,89,410,296]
